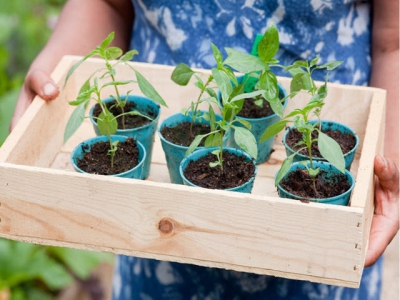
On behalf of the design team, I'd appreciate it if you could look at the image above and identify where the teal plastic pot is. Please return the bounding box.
[71,135,146,179]
[158,111,228,184]
[276,161,355,205]
[179,147,257,193]
[220,76,288,165]
[90,95,160,179]
[282,120,359,170]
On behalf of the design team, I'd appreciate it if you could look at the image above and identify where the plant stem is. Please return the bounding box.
[190,75,213,136]
[110,73,125,129]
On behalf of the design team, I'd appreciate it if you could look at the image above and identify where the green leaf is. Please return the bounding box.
[209,106,216,131]
[105,47,123,60]
[64,103,86,143]
[318,60,343,71]
[100,32,115,49]
[171,63,195,86]
[308,166,320,178]
[97,111,118,136]
[185,134,206,157]
[102,80,134,88]
[310,55,320,67]
[212,68,232,103]
[234,119,252,130]
[233,126,257,159]
[290,72,311,94]
[205,132,222,147]
[224,48,269,72]
[257,23,279,62]
[211,43,223,66]
[260,120,288,143]
[230,89,266,103]
[120,49,139,62]
[318,131,345,173]
[134,69,168,107]
[63,49,100,88]
[275,153,296,186]
[268,98,284,118]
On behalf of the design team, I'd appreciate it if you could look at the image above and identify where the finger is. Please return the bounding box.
[27,69,60,101]
[374,155,399,193]
[364,217,398,267]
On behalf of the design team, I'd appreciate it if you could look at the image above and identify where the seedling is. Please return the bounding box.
[171,61,217,138]
[223,23,288,119]
[63,32,167,168]
[260,55,345,191]
[172,43,259,171]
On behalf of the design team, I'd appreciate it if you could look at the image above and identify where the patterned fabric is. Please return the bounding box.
[130,0,372,85]
[113,0,382,299]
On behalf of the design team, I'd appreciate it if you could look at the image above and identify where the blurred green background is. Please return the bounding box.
[0,0,66,145]
[0,1,113,299]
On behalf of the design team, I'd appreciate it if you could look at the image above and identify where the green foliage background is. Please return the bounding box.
[0,0,66,144]
[0,1,114,298]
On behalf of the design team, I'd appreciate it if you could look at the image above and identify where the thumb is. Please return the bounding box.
[27,69,59,101]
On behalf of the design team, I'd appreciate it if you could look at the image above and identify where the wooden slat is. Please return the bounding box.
[0,56,76,166]
[0,162,363,287]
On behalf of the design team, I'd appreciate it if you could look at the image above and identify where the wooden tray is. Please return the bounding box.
[0,55,386,288]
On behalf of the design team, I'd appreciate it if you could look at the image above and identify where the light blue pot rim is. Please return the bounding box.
[89,95,161,131]
[283,120,359,158]
[179,147,258,191]
[157,111,228,150]
[71,135,146,177]
[276,161,355,203]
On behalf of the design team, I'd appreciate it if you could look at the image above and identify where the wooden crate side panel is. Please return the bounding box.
[0,57,77,167]
[0,163,364,287]
[350,91,386,263]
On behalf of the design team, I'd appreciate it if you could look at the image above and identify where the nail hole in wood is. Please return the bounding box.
[355,243,358,249]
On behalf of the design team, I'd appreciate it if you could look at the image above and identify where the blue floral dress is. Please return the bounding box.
[113,0,383,299]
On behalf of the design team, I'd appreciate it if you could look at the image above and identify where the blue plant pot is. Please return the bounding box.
[158,111,228,184]
[179,147,257,193]
[89,95,160,179]
[71,135,146,179]
[276,161,355,205]
[282,120,359,170]
[220,76,288,165]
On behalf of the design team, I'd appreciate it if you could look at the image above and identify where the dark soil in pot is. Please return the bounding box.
[280,169,351,199]
[237,97,274,118]
[77,137,140,175]
[183,151,255,189]
[161,122,213,147]
[93,100,156,129]
[286,128,356,157]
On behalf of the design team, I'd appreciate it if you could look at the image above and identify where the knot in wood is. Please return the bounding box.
[158,218,174,235]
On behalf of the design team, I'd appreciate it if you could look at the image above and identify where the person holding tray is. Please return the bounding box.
[10,0,399,299]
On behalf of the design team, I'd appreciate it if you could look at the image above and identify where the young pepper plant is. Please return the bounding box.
[223,23,289,119]
[171,43,258,171]
[63,32,167,169]
[260,55,345,191]
[170,59,218,139]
